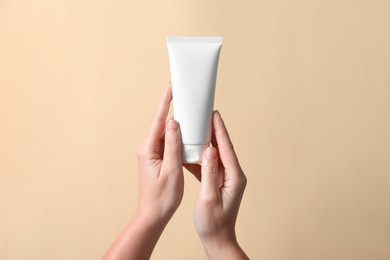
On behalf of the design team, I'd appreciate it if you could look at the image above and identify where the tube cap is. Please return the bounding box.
[182,144,209,164]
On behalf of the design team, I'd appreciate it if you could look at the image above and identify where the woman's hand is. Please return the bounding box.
[186,111,249,260]
[136,83,184,224]
[103,83,183,260]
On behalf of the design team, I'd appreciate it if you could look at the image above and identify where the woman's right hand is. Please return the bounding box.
[185,111,249,260]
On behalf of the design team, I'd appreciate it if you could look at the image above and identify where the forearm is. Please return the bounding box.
[103,213,167,260]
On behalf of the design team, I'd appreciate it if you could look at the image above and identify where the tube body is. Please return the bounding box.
[166,36,222,164]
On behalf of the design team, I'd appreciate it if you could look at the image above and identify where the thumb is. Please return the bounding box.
[162,120,182,172]
[200,147,220,201]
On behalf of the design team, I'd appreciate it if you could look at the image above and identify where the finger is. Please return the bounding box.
[161,119,182,174]
[184,164,201,182]
[211,126,218,149]
[212,111,241,171]
[200,147,220,199]
[146,83,172,148]
[210,124,223,166]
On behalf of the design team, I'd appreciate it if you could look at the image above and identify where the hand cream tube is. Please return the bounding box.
[166,36,222,164]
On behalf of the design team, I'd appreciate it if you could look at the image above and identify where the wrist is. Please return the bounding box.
[201,237,248,260]
[134,207,171,229]
[103,209,170,260]
[201,235,237,252]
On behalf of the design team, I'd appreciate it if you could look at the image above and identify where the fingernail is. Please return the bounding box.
[206,147,217,160]
[167,119,178,132]
[214,110,221,118]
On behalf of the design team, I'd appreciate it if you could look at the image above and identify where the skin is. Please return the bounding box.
[185,111,248,260]
[103,83,248,260]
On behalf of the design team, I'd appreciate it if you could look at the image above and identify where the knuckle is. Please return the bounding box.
[235,173,247,189]
[207,162,218,174]
[218,141,234,152]
[165,135,180,146]
[241,174,248,188]
[137,146,147,160]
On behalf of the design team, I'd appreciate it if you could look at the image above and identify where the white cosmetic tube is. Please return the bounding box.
[166,36,222,164]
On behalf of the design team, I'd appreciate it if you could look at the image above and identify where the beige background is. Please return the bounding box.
[1,0,389,259]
